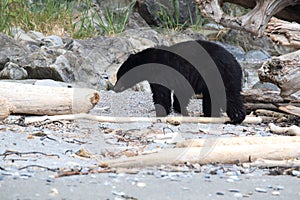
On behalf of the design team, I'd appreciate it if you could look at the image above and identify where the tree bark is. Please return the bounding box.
[195,0,300,37]
[0,82,99,115]
[258,50,300,97]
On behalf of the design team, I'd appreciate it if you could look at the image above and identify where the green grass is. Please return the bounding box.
[0,0,205,38]
[156,0,204,32]
[0,0,135,38]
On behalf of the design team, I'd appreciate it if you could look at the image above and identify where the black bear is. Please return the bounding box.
[114,40,246,124]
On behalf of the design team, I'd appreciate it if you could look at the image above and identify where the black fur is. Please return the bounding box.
[114,40,246,124]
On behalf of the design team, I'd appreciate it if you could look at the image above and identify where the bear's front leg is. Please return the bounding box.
[150,83,172,117]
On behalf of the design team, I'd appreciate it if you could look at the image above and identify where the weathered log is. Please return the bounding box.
[24,113,262,125]
[258,50,300,97]
[266,17,300,48]
[176,136,300,148]
[242,89,300,112]
[278,105,300,117]
[223,0,300,24]
[195,0,300,37]
[0,97,11,120]
[100,136,300,168]
[269,123,300,136]
[0,82,99,115]
[243,158,300,168]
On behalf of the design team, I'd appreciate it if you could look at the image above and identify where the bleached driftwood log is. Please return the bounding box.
[0,97,11,120]
[269,123,300,136]
[24,113,262,125]
[258,50,300,97]
[266,17,300,48]
[0,82,99,115]
[100,136,300,168]
[176,135,300,148]
[243,158,300,168]
[279,105,300,117]
[195,0,300,37]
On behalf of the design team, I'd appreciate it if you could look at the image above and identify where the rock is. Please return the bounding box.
[12,28,39,44]
[0,62,28,80]
[255,187,267,193]
[42,35,64,47]
[244,50,270,62]
[213,41,246,61]
[137,0,197,27]
[239,50,271,89]
[252,82,280,91]
[126,12,150,29]
[0,56,9,70]
[0,33,29,64]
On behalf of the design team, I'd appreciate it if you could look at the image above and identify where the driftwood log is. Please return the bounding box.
[0,97,11,120]
[266,17,300,48]
[0,82,99,115]
[242,89,300,112]
[24,113,262,125]
[101,136,300,168]
[195,0,300,37]
[258,50,300,97]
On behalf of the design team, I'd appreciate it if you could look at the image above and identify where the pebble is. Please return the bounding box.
[216,191,225,195]
[274,185,284,191]
[233,193,243,198]
[272,191,280,196]
[12,172,20,180]
[291,170,300,176]
[228,189,240,193]
[255,187,267,193]
[49,188,59,196]
[46,175,55,183]
[136,182,146,188]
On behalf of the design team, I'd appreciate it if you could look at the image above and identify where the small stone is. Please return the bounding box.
[226,178,234,183]
[274,185,284,191]
[255,188,267,193]
[228,189,240,193]
[136,182,146,188]
[272,191,280,196]
[12,172,20,180]
[291,170,300,176]
[49,188,59,196]
[233,193,243,198]
[216,191,225,195]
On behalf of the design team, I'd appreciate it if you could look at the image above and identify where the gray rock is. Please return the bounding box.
[41,35,64,47]
[0,33,29,64]
[252,81,280,91]
[245,49,270,62]
[137,0,197,27]
[239,50,271,89]
[214,41,246,61]
[0,56,9,70]
[0,62,28,80]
